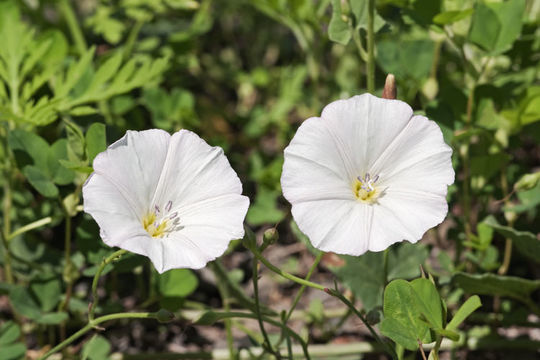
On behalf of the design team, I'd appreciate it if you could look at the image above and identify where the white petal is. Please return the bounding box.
[320,94,413,172]
[292,200,373,256]
[151,130,243,210]
[282,117,355,204]
[370,190,449,251]
[90,129,171,216]
[156,194,250,273]
[83,173,144,241]
[370,115,454,194]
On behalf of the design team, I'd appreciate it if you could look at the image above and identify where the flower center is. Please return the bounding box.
[353,173,382,204]
[142,200,180,238]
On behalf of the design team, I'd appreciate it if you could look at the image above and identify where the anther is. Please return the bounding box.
[166,200,172,212]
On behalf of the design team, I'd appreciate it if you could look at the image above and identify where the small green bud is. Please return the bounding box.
[155,309,175,323]
[263,228,279,245]
[514,172,540,192]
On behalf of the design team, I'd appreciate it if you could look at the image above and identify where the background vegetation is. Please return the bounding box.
[0,0,539,359]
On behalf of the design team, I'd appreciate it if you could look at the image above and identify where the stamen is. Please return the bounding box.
[169,212,178,219]
[154,205,160,215]
[166,200,172,212]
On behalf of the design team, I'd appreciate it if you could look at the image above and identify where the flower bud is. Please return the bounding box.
[263,228,279,246]
[156,309,175,323]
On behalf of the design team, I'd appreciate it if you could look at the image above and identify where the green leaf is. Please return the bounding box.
[380,279,429,351]
[30,274,62,312]
[0,322,20,346]
[23,166,59,198]
[446,295,481,332]
[452,272,540,306]
[349,0,386,31]
[70,106,98,116]
[8,130,50,171]
[64,119,86,162]
[86,123,107,163]
[332,243,428,310]
[433,9,474,25]
[49,139,76,185]
[0,343,26,360]
[36,312,69,325]
[82,335,111,360]
[56,47,95,98]
[328,0,351,45]
[483,216,540,264]
[86,52,123,95]
[9,286,42,320]
[410,278,444,329]
[377,38,434,81]
[159,269,198,298]
[469,0,526,54]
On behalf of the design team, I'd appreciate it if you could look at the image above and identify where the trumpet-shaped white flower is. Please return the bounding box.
[83,129,249,273]
[281,94,454,255]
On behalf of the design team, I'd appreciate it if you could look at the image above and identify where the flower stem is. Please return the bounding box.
[88,249,128,321]
[252,252,281,358]
[38,312,159,360]
[366,0,376,93]
[7,216,53,241]
[251,246,396,359]
[58,0,87,55]
[211,262,236,359]
[250,246,325,291]
[284,252,323,322]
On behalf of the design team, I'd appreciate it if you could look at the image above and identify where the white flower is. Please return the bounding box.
[83,129,249,273]
[281,94,454,255]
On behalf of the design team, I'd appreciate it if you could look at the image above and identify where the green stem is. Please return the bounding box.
[207,311,311,359]
[2,174,13,284]
[7,216,53,241]
[251,246,325,291]
[285,252,323,322]
[38,312,159,360]
[252,254,281,358]
[366,0,376,93]
[251,245,395,359]
[88,249,128,321]
[430,336,442,360]
[58,0,88,55]
[351,26,368,62]
[211,262,236,359]
[123,20,144,60]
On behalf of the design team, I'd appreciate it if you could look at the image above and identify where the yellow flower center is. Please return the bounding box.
[353,173,382,204]
[141,201,179,238]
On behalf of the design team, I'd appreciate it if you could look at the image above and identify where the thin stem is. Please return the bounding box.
[123,20,144,60]
[2,175,13,284]
[7,216,53,240]
[58,0,88,55]
[431,336,442,360]
[88,249,128,321]
[206,311,311,359]
[251,246,325,291]
[366,0,376,93]
[211,262,236,359]
[38,312,159,360]
[252,254,281,358]
[351,27,368,62]
[418,340,428,360]
[285,252,323,322]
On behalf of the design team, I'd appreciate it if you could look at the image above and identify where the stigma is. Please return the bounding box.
[142,200,181,238]
[353,173,383,203]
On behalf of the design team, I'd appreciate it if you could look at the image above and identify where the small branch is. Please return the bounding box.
[58,0,88,56]
[88,249,128,321]
[7,216,53,240]
[366,0,376,93]
[38,312,159,360]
